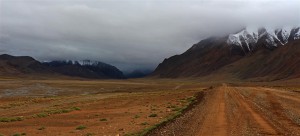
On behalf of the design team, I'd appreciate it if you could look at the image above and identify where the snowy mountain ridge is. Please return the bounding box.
[43,60,110,67]
[227,26,300,52]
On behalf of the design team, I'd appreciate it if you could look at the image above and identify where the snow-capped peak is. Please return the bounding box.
[277,26,292,44]
[227,26,300,52]
[227,27,259,51]
[245,26,259,37]
[294,27,300,40]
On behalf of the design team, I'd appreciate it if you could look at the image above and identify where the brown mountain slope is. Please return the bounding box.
[228,40,300,80]
[152,37,243,78]
[151,38,300,81]
[0,54,50,76]
[0,54,125,79]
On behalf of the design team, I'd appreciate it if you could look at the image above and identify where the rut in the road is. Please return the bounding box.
[147,84,300,136]
[147,85,228,136]
[227,87,278,135]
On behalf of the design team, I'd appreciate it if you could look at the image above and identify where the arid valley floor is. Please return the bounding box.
[0,78,300,136]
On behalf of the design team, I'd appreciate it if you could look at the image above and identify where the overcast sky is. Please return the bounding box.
[0,0,299,71]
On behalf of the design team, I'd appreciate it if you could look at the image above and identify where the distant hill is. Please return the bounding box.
[0,54,51,76]
[43,60,125,79]
[0,54,125,79]
[151,27,300,81]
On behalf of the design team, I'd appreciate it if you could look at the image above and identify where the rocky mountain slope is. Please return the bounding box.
[152,26,300,81]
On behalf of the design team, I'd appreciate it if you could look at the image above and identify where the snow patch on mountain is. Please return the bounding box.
[265,27,284,46]
[77,60,104,66]
[295,28,300,40]
[277,26,292,44]
[227,27,259,51]
[227,26,300,51]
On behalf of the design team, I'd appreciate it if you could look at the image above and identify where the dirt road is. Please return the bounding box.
[148,84,300,136]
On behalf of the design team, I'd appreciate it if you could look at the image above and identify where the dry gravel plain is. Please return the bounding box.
[0,78,201,136]
[0,78,300,136]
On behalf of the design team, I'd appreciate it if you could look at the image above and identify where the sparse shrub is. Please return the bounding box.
[0,117,23,122]
[71,107,81,111]
[86,133,94,136]
[46,109,68,114]
[76,125,87,130]
[100,118,107,121]
[45,107,80,115]
[186,96,196,103]
[140,122,149,125]
[172,107,182,111]
[34,113,48,118]
[169,105,177,108]
[12,133,21,136]
[61,109,70,113]
[0,118,10,122]
[148,114,157,117]
[38,126,45,130]
[151,108,157,111]
[134,115,140,119]
[126,95,198,136]
[21,133,26,135]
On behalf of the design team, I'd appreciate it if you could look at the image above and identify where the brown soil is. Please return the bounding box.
[148,84,300,136]
[0,79,201,136]
[1,79,300,136]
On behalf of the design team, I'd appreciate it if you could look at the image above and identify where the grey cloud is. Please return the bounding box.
[0,0,299,71]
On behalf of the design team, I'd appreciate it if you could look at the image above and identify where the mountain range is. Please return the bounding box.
[0,54,125,79]
[1,26,299,81]
[151,26,300,81]
[43,60,125,79]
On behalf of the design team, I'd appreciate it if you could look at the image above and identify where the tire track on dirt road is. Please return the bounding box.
[148,85,230,136]
[196,85,228,136]
[229,87,279,135]
[148,84,300,136]
[250,87,300,134]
